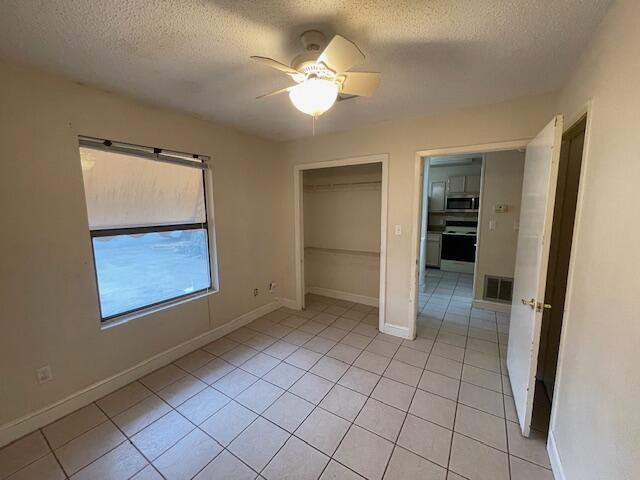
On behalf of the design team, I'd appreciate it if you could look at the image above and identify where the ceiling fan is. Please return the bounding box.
[251,30,381,118]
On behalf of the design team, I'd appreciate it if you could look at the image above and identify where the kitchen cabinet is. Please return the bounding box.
[429,181,446,212]
[426,233,442,267]
[464,175,481,193]
[447,176,465,193]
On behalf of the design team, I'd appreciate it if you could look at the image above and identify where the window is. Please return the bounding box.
[79,137,214,321]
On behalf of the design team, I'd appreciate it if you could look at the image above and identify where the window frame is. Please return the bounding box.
[78,136,217,324]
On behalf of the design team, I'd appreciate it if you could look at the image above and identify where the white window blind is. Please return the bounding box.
[80,146,206,230]
[78,137,214,321]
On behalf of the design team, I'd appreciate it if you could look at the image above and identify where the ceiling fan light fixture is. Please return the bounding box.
[288,78,338,117]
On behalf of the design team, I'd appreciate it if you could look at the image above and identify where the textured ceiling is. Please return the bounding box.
[0,1,611,140]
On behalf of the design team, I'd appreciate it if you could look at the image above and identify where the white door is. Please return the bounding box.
[507,115,563,436]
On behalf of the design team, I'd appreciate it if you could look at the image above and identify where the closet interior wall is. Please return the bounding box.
[303,163,383,305]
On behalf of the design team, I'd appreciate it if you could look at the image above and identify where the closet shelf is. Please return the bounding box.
[305,246,380,257]
[304,180,382,192]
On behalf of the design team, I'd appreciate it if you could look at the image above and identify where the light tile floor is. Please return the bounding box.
[1,269,554,480]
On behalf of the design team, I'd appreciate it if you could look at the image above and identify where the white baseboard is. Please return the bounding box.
[277,297,300,310]
[0,300,281,448]
[547,430,566,480]
[472,299,512,314]
[307,286,378,307]
[382,323,412,339]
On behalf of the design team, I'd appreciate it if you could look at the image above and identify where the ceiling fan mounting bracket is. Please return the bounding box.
[299,30,326,52]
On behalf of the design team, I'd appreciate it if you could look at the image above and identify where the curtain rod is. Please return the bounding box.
[79,135,209,170]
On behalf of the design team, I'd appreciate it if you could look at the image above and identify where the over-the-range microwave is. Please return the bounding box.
[446,194,480,211]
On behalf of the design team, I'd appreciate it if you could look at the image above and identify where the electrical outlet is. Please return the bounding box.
[36,365,52,384]
[253,288,259,297]
[269,282,277,294]
[394,224,402,235]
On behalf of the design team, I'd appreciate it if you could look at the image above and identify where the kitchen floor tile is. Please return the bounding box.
[0,431,50,479]
[418,370,460,401]
[112,395,172,437]
[409,389,456,429]
[262,361,306,389]
[289,373,334,404]
[295,408,350,456]
[71,441,147,480]
[396,414,452,468]
[338,366,381,396]
[193,450,256,480]
[228,417,290,472]
[262,436,329,480]
[4,453,65,480]
[383,446,446,480]
[458,382,504,417]
[355,398,405,442]
[371,378,415,411]
[449,433,509,480]
[96,382,152,418]
[199,401,257,447]
[43,404,107,449]
[153,429,221,480]
[130,411,193,461]
[55,421,125,475]
[334,425,394,480]
[176,387,230,425]
[235,379,284,414]
[263,392,315,433]
[454,404,507,451]
[319,384,368,421]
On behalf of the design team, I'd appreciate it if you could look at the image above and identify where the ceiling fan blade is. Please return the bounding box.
[337,93,358,102]
[339,72,381,96]
[256,86,294,99]
[250,56,299,75]
[317,35,365,74]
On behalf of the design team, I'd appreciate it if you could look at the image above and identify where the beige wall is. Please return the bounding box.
[303,164,382,300]
[474,150,525,300]
[0,61,282,427]
[551,0,640,478]
[279,93,558,332]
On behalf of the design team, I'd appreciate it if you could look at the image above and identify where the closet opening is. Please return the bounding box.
[293,155,389,332]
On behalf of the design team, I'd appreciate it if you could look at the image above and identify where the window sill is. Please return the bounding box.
[100,289,218,330]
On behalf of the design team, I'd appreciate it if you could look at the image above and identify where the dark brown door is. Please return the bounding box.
[538,115,587,400]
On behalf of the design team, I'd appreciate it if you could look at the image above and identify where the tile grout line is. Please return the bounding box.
[442,271,472,477]
[379,304,442,477]
[39,427,69,480]
[9,288,526,480]
[91,401,166,480]
[497,311,513,480]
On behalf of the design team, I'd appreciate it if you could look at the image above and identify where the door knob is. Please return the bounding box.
[521,298,536,309]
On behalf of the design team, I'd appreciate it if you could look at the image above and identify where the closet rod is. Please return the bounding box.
[304,180,382,189]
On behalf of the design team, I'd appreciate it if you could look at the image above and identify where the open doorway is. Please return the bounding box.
[294,155,389,331]
[412,146,529,339]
